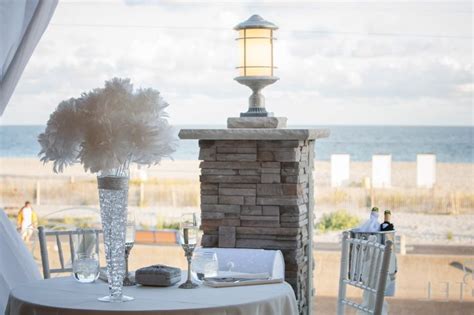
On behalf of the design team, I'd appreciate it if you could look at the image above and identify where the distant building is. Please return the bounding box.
[331,154,350,187]
[372,154,391,188]
[417,154,436,188]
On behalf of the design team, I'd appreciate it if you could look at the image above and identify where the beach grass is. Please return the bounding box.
[315,186,474,214]
[2,176,473,216]
[1,177,200,208]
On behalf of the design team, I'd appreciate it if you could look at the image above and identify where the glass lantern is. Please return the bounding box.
[234,15,279,117]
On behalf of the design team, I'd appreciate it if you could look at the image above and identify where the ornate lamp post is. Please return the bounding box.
[234,14,278,117]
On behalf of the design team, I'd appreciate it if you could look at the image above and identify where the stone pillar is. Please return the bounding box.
[179,129,329,314]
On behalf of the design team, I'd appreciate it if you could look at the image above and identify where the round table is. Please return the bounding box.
[6,276,298,315]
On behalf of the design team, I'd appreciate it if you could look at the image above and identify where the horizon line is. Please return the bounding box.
[1,123,473,128]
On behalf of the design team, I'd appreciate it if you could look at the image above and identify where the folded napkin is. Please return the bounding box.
[194,248,285,280]
[216,271,270,279]
[135,265,181,287]
[203,271,282,288]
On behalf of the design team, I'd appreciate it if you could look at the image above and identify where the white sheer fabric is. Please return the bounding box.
[0,0,38,79]
[0,209,41,313]
[0,0,58,115]
[353,211,380,233]
[195,248,285,279]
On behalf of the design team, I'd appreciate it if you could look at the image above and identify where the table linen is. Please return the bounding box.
[6,275,298,315]
[194,248,285,280]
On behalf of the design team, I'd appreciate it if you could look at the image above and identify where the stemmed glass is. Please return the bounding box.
[179,213,199,289]
[123,210,136,286]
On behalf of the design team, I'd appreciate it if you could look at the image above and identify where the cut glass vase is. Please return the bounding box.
[97,168,134,302]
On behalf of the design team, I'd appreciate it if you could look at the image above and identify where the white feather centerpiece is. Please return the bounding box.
[39,78,177,174]
[38,78,177,303]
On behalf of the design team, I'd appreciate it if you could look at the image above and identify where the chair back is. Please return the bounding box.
[37,226,102,279]
[337,231,393,315]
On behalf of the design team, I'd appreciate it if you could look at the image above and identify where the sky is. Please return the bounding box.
[1,0,473,126]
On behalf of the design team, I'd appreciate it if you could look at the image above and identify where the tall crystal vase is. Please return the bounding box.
[97,168,134,302]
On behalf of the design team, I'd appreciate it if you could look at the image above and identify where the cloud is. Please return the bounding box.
[1,0,472,126]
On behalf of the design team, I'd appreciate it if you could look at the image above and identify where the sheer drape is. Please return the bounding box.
[0,0,58,115]
[0,0,39,79]
[0,209,41,313]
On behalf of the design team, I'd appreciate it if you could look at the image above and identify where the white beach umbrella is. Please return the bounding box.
[0,0,58,115]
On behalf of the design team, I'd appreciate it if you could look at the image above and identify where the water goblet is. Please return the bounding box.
[179,213,199,289]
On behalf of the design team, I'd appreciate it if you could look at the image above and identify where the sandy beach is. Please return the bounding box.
[1,158,473,189]
[1,158,473,245]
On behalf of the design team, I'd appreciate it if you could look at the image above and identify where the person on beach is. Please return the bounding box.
[16,201,38,242]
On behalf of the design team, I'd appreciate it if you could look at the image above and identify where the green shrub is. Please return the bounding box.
[156,215,179,230]
[316,210,360,233]
[446,231,454,240]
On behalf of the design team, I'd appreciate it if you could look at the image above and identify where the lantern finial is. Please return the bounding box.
[234,15,278,118]
[234,15,278,31]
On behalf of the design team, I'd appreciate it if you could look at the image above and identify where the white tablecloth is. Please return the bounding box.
[6,276,298,315]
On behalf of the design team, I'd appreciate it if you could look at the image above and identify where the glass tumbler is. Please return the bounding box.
[72,229,100,283]
[192,251,218,281]
[73,252,100,283]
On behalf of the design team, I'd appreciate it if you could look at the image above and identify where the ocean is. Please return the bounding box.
[0,125,472,163]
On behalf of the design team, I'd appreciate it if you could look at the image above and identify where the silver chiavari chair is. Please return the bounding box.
[337,231,393,315]
[37,226,102,279]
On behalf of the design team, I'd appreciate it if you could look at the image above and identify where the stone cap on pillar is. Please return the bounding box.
[227,117,287,129]
[178,128,330,140]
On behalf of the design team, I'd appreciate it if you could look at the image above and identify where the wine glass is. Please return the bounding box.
[179,213,199,289]
[123,210,136,286]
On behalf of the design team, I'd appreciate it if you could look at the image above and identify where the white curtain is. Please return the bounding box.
[0,209,41,313]
[0,0,58,115]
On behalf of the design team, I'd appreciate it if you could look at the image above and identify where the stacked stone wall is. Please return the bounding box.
[198,139,314,314]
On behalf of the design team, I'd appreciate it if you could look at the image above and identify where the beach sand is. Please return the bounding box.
[1,158,473,190]
[1,158,473,245]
